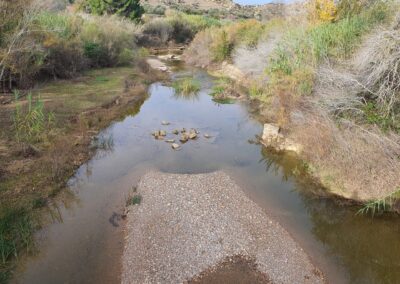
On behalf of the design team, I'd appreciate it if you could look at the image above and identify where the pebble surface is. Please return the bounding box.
[122,171,325,284]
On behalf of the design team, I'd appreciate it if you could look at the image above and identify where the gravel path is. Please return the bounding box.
[122,171,325,284]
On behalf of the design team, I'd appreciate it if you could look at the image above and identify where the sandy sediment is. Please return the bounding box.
[122,171,325,283]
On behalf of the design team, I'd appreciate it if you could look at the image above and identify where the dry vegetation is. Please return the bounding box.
[186,0,400,206]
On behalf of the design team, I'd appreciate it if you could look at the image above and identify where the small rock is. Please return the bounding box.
[165,139,175,143]
[181,128,186,133]
[171,143,180,150]
[189,131,197,140]
[172,129,179,135]
[204,133,211,139]
[159,130,167,136]
[161,121,170,125]
[180,133,189,143]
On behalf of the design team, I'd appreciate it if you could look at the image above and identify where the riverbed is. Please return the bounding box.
[13,63,400,284]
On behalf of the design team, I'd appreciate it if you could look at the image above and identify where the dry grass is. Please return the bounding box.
[262,7,400,202]
[354,27,400,118]
[287,12,400,201]
[183,29,214,67]
[290,105,400,201]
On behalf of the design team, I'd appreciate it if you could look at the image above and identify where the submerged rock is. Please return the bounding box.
[152,130,167,140]
[204,133,211,139]
[180,133,189,143]
[188,130,197,139]
[165,139,175,143]
[161,121,170,126]
[171,143,180,150]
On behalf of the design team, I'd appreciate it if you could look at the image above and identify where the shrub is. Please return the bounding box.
[140,18,173,44]
[143,4,166,15]
[140,12,220,46]
[83,0,144,22]
[212,30,233,61]
[186,19,268,64]
[80,15,138,67]
[266,1,391,100]
[13,92,54,144]
[308,0,337,23]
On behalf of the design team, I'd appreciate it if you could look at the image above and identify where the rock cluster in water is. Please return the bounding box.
[152,121,212,150]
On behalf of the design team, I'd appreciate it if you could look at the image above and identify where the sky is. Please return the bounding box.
[233,0,295,5]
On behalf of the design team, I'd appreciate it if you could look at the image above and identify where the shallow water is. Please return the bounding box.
[14,65,400,284]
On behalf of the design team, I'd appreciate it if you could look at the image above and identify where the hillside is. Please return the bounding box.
[140,0,298,20]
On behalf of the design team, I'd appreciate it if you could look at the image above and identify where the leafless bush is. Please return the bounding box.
[183,29,214,67]
[355,24,400,117]
[233,34,280,78]
[35,0,68,11]
[0,1,42,89]
[314,66,365,117]
[139,18,173,45]
[290,98,400,201]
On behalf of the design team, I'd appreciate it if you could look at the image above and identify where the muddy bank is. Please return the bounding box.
[122,171,324,283]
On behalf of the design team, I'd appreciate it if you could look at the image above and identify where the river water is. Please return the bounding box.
[13,64,400,283]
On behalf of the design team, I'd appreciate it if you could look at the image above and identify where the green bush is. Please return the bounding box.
[83,0,144,22]
[212,30,233,61]
[140,12,220,45]
[80,15,137,67]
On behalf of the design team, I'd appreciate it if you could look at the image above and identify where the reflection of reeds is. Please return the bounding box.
[0,208,34,274]
[91,134,115,157]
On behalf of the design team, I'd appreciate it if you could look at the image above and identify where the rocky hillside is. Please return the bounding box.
[141,0,298,20]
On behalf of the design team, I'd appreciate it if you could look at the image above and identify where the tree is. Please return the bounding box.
[84,0,144,22]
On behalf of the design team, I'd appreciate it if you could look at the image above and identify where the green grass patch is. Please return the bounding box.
[362,102,400,132]
[266,1,392,99]
[126,194,142,206]
[172,77,201,95]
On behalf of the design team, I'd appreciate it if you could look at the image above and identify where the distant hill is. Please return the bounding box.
[140,0,303,20]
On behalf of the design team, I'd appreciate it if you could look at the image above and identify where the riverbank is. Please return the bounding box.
[122,171,325,283]
[182,3,400,210]
[0,64,166,281]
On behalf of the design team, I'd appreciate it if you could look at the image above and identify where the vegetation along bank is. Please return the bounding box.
[184,0,400,214]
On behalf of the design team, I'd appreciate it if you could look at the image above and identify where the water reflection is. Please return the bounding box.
[259,144,400,284]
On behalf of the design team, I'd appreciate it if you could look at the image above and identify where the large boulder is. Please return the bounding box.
[261,123,302,154]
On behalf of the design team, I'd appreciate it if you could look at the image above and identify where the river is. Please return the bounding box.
[13,62,400,284]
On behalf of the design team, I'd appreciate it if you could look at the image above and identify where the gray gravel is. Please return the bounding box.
[122,171,325,284]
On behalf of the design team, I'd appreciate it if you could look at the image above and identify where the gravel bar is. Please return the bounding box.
[122,171,325,284]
